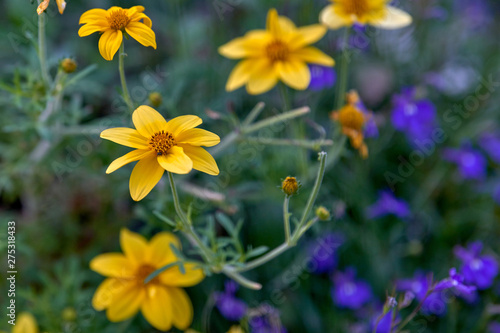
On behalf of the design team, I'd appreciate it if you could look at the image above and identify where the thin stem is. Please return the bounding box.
[283,196,291,243]
[335,28,351,110]
[118,42,134,112]
[221,267,262,290]
[235,243,290,273]
[279,83,291,113]
[242,107,310,134]
[394,287,435,333]
[38,10,50,85]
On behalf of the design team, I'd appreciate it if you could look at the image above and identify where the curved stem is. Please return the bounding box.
[118,42,134,112]
[38,10,50,85]
[283,196,291,243]
[235,242,290,273]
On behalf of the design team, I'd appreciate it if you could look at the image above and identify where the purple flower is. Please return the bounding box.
[371,310,398,333]
[366,191,411,219]
[488,321,500,333]
[332,268,373,310]
[454,241,499,290]
[434,268,477,301]
[396,271,447,316]
[391,87,437,144]
[249,305,287,333]
[307,233,344,274]
[308,65,335,91]
[479,133,500,164]
[214,280,248,321]
[443,145,488,180]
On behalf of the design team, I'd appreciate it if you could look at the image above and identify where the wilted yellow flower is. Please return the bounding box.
[10,313,38,333]
[90,229,205,331]
[330,91,369,158]
[219,8,334,95]
[37,0,66,15]
[320,0,412,30]
[78,6,156,61]
[101,105,220,201]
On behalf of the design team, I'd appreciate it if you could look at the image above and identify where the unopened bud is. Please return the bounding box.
[60,58,77,73]
[315,206,331,221]
[149,92,162,108]
[281,177,299,196]
[62,307,77,321]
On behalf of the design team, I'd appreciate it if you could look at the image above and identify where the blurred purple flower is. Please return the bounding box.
[214,280,248,321]
[488,322,500,333]
[349,24,370,52]
[396,271,447,316]
[307,233,344,274]
[249,305,287,333]
[443,145,488,180]
[308,65,335,91]
[366,191,411,219]
[391,87,437,144]
[455,0,493,29]
[352,94,379,138]
[479,133,500,164]
[332,268,373,310]
[454,241,499,290]
[434,268,477,301]
[371,310,398,333]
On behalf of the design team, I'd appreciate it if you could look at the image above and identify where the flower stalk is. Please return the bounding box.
[118,42,134,112]
[37,9,50,85]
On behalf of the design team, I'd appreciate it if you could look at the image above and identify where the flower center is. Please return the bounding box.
[149,130,176,155]
[135,264,159,285]
[266,40,289,62]
[107,9,129,31]
[341,0,369,17]
[337,105,365,131]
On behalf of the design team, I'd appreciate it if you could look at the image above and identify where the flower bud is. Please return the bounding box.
[149,92,162,108]
[60,58,77,73]
[315,206,331,221]
[61,307,77,321]
[281,176,299,196]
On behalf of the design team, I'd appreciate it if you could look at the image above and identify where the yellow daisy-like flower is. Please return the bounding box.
[78,6,156,61]
[101,105,220,201]
[6,313,38,333]
[219,8,334,95]
[91,229,205,331]
[37,0,66,15]
[320,0,412,30]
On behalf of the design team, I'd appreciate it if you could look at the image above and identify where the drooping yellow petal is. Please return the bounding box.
[147,232,181,266]
[320,5,352,29]
[132,105,169,138]
[141,285,173,331]
[246,60,279,95]
[90,253,135,278]
[98,29,123,61]
[100,127,148,149]
[276,60,310,90]
[13,313,38,333]
[178,144,219,176]
[165,115,202,137]
[126,5,145,16]
[106,149,152,174]
[106,282,145,322]
[292,47,335,66]
[55,0,66,14]
[166,287,194,330]
[225,59,255,91]
[125,22,157,49]
[371,6,412,29]
[157,146,193,174]
[129,12,152,28]
[266,9,281,36]
[92,278,129,311]
[80,8,108,24]
[120,228,149,264]
[129,154,164,201]
[159,263,204,287]
[176,129,220,147]
[78,24,108,37]
[289,24,328,49]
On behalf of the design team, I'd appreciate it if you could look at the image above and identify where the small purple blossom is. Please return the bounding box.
[443,145,488,180]
[454,241,499,290]
[249,305,287,333]
[488,321,500,333]
[366,191,411,219]
[332,268,373,310]
[308,65,335,91]
[214,280,248,321]
[307,233,344,274]
[391,87,437,144]
[396,271,447,316]
[479,133,500,164]
[371,310,398,333]
[434,268,477,300]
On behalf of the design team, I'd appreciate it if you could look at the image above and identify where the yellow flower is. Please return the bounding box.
[90,229,205,331]
[219,8,334,95]
[11,313,38,333]
[37,0,66,15]
[101,105,220,201]
[227,326,245,333]
[320,0,412,29]
[78,6,156,61]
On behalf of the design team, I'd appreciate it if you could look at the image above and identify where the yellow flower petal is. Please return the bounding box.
[292,47,335,66]
[106,149,153,174]
[320,5,352,29]
[147,232,181,266]
[225,59,254,91]
[176,129,220,147]
[178,144,219,176]
[79,8,108,24]
[276,60,310,90]
[120,228,149,264]
[78,24,108,37]
[159,263,205,287]
[166,287,193,330]
[129,12,153,28]
[277,15,296,33]
[92,278,129,311]
[56,0,66,14]
[290,24,328,49]
[129,154,164,201]
[141,285,173,331]
[371,6,412,29]
[126,5,145,16]
[246,60,278,95]
[98,29,123,61]
[266,8,281,36]
[100,127,148,149]
[125,22,157,49]
[218,31,269,59]
[13,313,38,333]
[157,146,193,174]
[90,253,135,278]
[165,115,202,137]
[36,0,49,15]
[132,105,168,138]
[106,282,144,322]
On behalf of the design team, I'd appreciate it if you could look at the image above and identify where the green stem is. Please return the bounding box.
[283,196,291,243]
[118,42,134,112]
[38,10,50,85]
[279,83,291,113]
[235,242,290,273]
[394,287,435,333]
[335,28,351,110]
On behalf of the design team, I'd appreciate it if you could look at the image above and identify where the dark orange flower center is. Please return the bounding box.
[149,130,175,155]
[107,9,130,31]
[341,0,369,17]
[337,105,365,132]
[135,264,159,285]
[266,40,289,62]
